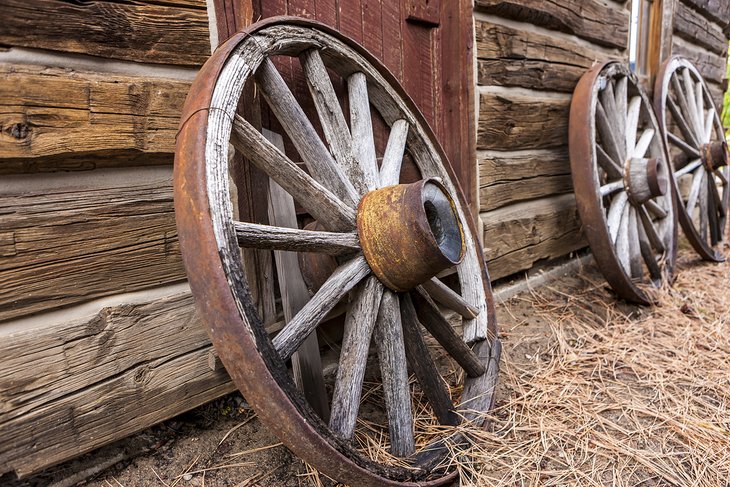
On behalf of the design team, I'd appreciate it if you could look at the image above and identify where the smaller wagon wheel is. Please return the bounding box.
[174,17,500,486]
[570,61,677,304]
[654,57,729,261]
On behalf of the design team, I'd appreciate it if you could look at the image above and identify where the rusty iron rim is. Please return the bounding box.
[174,16,498,486]
[653,56,729,262]
[569,61,678,305]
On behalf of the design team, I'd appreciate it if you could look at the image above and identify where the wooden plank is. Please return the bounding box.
[474,0,630,50]
[478,89,570,150]
[0,169,186,322]
[0,290,235,477]
[0,0,210,66]
[678,0,730,30]
[475,20,617,93]
[0,64,189,168]
[480,194,585,280]
[479,149,573,211]
[673,1,727,56]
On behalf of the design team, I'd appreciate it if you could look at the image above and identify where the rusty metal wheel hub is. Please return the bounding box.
[701,140,729,172]
[357,178,464,292]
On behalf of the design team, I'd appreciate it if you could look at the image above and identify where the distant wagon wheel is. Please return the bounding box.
[174,17,500,486]
[654,57,729,262]
[570,61,677,305]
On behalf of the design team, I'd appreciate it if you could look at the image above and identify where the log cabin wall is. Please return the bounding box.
[473,0,631,280]
[670,0,729,108]
[0,1,239,478]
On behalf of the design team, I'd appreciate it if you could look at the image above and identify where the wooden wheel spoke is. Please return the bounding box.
[645,199,668,219]
[638,205,666,254]
[703,109,715,144]
[625,96,642,156]
[399,294,459,426]
[329,276,384,439]
[627,207,643,280]
[410,288,486,378]
[234,221,359,255]
[596,101,625,163]
[698,174,709,241]
[348,72,380,191]
[636,216,663,280]
[607,192,629,243]
[668,131,701,159]
[231,115,356,232]
[707,175,721,245]
[615,204,631,274]
[600,180,624,197]
[614,76,627,137]
[686,168,706,214]
[680,69,703,137]
[633,128,655,159]
[708,172,726,217]
[695,81,705,132]
[300,49,369,196]
[674,159,702,179]
[373,290,415,456]
[255,58,359,206]
[597,144,624,180]
[667,96,700,147]
[421,277,479,320]
[273,256,371,361]
[379,119,409,187]
[600,82,622,136]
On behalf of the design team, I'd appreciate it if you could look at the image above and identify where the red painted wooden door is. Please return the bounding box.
[211,0,476,208]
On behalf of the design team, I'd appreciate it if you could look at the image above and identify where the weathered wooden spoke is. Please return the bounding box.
[234,221,359,255]
[379,119,409,187]
[373,290,415,456]
[231,115,356,232]
[348,72,380,191]
[655,57,728,261]
[329,276,384,439]
[410,287,486,378]
[571,61,677,304]
[667,131,701,159]
[273,256,371,361]
[175,19,498,484]
[300,49,367,196]
[421,277,479,320]
[399,293,459,426]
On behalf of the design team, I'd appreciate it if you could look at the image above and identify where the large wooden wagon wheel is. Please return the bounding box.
[654,57,729,262]
[570,61,677,305]
[174,17,500,486]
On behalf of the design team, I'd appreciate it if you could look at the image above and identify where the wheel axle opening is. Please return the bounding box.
[625,157,668,204]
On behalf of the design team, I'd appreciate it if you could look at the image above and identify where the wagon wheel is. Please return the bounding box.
[174,17,499,486]
[570,61,677,305]
[654,57,729,262]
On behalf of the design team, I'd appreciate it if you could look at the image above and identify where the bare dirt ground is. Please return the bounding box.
[7,235,730,486]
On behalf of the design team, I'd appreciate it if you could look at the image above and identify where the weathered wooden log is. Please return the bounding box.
[0,64,189,167]
[0,0,210,65]
[673,1,727,56]
[0,289,234,478]
[679,0,730,28]
[480,194,585,280]
[475,20,616,93]
[474,0,630,50]
[0,169,185,321]
[478,90,570,150]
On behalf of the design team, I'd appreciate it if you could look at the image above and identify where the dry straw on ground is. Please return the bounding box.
[333,239,730,486]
